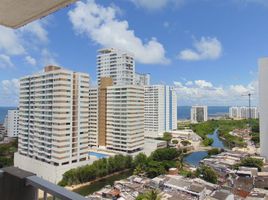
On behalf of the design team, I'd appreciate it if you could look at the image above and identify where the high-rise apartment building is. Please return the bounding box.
[97,48,135,86]
[191,106,208,123]
[14,66,90,183]
[89,87,98,147]
[144,85,177,138]
[89,77,145,154]
[135,73,150,86]
[5,109,19,138]
[229,106,259,119]
[259,57,268,158]
[106,85,145,153]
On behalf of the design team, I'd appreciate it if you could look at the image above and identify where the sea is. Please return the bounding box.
[0,107,17,123]
[177,106,229,120]
[0,106,229,123]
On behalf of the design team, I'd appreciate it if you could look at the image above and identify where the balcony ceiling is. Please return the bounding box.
[0,0,77,29]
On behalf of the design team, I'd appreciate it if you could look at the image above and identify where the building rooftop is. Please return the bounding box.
[210,190,232,200]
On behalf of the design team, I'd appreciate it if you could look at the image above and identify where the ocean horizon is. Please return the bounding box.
[177,106,229,120]
[0,106,229,123]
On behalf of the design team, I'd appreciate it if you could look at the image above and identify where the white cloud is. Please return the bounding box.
[235,0,268,7]
[178,37,222,61]
[130,0,184,10]
[195,80,213,89]
[163,21,170,28]
[68,0,169,64]
[185,81,193,86]
[25,56,37,66]
[0,26,25,56]
[20,20,49,43]
[0,79,20,106]
[173,79,258,106]
[0,19,57,69]
[41,49,58,66]
[0,54,14,68]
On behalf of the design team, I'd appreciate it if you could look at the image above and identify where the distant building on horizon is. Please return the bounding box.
[259,57,268,159]
[4,109,19,138]
[229,106,259,119]
[144,85,177,138]
[191,105,208,123]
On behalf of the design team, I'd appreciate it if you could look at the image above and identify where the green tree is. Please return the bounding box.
[136,189,162,200]
[207,148,221,156]
[196,165,218,184]
[150,148,180,162]
[202,138,213,146]
[240,157,263,171]
[163,132,172,146]
[146,160,165,178]
[172,140,178,144]
[180,140,191,146]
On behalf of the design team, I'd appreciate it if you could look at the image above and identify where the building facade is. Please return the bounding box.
[229,106,259,119]
[89,87,98,147]
[135,73,150,86]
[97,48,135,86]
[191,106,208,123]
[144,85,177,138]
[14,66,91,183]
[5,109,19,138]
[259,57,268,158]
[106,85,145,153]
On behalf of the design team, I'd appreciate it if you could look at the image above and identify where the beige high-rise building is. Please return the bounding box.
[106,85,145,154]
[90,78,144,154]
[14,66,91,183]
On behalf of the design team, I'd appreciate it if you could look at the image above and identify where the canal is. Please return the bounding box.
[73,170,133,197]
[184,129,226,167]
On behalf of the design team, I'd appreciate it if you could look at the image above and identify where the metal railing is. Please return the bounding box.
[0,167,88,200]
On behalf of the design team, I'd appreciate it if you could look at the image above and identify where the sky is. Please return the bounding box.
[0,0,267,107]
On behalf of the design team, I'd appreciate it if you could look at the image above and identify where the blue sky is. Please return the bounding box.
[0,0,267,106]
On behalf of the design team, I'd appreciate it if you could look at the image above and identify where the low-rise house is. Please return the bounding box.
[163,176,206,200]
[207,189,234,200]
[233,177,254,198]
[255,172,268,189]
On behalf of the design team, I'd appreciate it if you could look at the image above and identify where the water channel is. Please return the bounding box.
[73,170,132,197]
[74,129,225,196]
[183,129,226,167]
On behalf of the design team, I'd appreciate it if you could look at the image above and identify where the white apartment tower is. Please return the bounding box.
[259,57,268,158]
[97,48,135,86]
[144,85,177,138]
[229,106,259,119]
[5,109,19,137]
[135,73,150,86]
[14,66,90,183]
[191,106,208,123]
[106,85,145,153]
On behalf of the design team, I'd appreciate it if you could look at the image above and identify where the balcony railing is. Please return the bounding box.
[0,167,87,200]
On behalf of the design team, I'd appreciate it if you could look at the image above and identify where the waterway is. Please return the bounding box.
[184,129,226,167]
[73,170,133,197]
